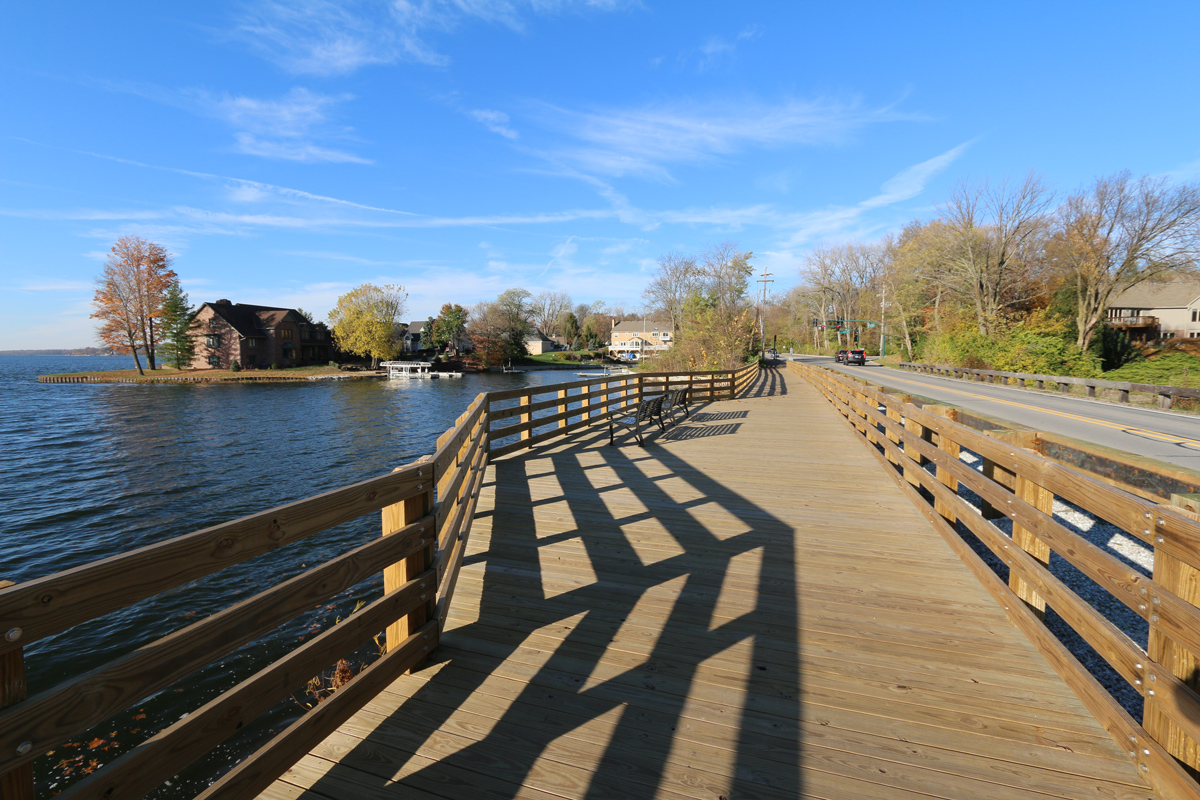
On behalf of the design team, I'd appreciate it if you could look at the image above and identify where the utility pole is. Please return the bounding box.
[756,268,773,359]
[880,281,886,358]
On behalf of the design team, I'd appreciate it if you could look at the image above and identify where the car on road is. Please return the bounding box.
[835,349,848,363]
[845,349,867,365]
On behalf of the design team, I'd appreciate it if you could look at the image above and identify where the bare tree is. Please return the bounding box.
[1053,171,1200,351]
[643,253,697,332]
[937,173,1054,334]
[696,242,754,316]
[800,243,883,348]
[529,291,573,337]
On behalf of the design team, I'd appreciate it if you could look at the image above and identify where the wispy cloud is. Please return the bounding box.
[695,25,762,71]
[783,140,973,246]
[469,109,519,139]
[534,95,922,180]
[192,87,371,163]
[233,0,629,76]
[93,81,371,164]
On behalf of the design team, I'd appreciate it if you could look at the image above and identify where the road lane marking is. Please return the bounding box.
[869,370,1200,449]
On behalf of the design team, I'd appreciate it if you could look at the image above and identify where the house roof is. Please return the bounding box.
[1111,280,1200,310]
[612,320,669,333]
[406,320,425,335]
[201,302,316,338]
[525,329,554,344]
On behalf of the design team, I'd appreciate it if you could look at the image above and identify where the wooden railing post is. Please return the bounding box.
[382,472,434,668]
[885,401,903,466]
[636,375,645,404]
[519,394,531,444]
[558,388,568,431]
[581,381,591,422]
[1145,525,1200,771]
[1009,473,1054,618]
[0,581,34,800]
[924,407,960,524]
[901,397,930,488]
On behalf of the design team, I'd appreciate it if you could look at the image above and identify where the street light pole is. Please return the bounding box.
[756,268,773,359]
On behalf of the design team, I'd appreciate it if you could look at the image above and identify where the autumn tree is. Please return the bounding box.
[91,236,177,375]
[468,289,532,366]
[1052,171,1200,351]
[328,283,408,368]
[157,280,195,370]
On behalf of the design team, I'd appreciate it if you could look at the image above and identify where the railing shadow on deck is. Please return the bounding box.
[301,388,801,798]
[739,360,788,398]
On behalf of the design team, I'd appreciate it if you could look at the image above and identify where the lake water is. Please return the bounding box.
[0,355,570,797]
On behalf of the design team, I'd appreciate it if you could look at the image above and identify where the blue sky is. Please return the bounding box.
[2,1,1198,349]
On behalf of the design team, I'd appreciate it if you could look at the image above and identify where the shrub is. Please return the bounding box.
[328,361,338,367]
[269,362,279,370]
[230,360,241,372]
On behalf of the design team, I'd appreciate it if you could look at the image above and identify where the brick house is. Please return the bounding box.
[190,300,332,369]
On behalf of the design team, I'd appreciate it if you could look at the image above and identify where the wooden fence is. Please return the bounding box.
[0,361,759,800]
[790,360,1200,800]
[899,361,1200,410]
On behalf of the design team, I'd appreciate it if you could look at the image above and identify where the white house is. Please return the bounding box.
[609,320,673,360]
[1107,280,1200,341]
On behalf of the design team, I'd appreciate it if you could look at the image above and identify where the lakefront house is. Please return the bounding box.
[609,320,673,360]
[1107,280,1200,342]
[190,300,332,369]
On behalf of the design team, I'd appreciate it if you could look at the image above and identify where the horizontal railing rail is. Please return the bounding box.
[1,361,759,799]
[899,360,1200,409]
[791,359,1200,800]
[485,366,754,459]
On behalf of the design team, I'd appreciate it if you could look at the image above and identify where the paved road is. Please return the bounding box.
[785,355,1200,472]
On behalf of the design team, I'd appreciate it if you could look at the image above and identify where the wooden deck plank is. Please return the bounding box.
[258,365,1157,800]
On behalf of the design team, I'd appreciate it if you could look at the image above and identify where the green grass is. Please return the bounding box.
[520,351,608,365]
[1103,352,1200,387]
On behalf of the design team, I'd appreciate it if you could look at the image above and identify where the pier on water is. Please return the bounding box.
[3,362,1200,800]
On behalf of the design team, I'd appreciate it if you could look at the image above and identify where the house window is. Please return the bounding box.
[205,335,219,347]
[248,338,257,348]
[1193,310,1198,322]
[208,355,220,366]
[281,329,293,340]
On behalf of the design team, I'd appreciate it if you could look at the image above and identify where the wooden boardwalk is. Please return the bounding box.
[260,366,1158,800]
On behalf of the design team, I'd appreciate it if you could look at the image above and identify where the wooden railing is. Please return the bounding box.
[0,362,758,799]
[486,363,759,459]
[790,360,1200,800]
[899,361,1200,409]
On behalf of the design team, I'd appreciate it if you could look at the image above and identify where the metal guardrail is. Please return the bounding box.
[899,361,1200,409]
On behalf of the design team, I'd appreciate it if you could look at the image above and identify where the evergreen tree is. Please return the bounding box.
[158,280,195,369]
